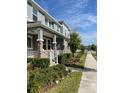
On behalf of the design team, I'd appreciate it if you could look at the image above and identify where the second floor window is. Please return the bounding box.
[33,8,37,21]
[45,18,48,25]
[33,8,37,15]
[52,22,54,29]
[57,26,60,31]
[33,15,37,21]
[60,28,63,33]
[49,22,52,27]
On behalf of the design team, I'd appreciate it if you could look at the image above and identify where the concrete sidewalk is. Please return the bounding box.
[78,53,97,93]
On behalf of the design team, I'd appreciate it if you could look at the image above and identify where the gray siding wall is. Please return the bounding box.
[27,3,33,21]
[38,11,45,24]
[54,24,57,31]
[62,24,70,38]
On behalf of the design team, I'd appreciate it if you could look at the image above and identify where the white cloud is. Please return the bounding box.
[67,14,97,29]
[87,15,97,23]
[55,0,97,29]
[78,31,97,45]
[57,0,89,16]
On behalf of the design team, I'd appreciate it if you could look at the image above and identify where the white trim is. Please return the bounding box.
[52,42,57,44]
[30,0,62,26]
[43,37,52,50]
[37,39,44,42]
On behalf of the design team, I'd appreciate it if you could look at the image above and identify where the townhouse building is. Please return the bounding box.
[27,0,71,65]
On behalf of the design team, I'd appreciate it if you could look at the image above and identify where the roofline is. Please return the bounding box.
[27,22,70,40]
[28,0,62,26]
[59,21,72,32]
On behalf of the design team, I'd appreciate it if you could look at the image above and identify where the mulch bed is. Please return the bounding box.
[64,58,80,65]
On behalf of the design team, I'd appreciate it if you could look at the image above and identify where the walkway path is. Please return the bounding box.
[78,53,97,93]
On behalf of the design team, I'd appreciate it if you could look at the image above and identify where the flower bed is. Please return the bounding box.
[27,64,70,93]
[58,53,72,64]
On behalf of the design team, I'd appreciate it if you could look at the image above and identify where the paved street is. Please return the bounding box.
[78,53,97,93]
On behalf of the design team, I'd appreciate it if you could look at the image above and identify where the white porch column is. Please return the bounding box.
[53,34,58,64]
[63,39,67,53]
[37,28,44,58]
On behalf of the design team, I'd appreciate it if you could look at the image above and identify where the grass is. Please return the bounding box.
[92,53,97,60]
[45,72,82,93]
[78,53,87,67]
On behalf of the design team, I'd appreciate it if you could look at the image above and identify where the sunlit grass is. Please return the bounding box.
[45,72,82,93]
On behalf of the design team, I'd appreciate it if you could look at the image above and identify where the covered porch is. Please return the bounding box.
[27,22,70,65]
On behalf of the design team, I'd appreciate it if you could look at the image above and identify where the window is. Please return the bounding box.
[57,26,60,31]
[45,18,48,25]
[49,22,52,28]
[33,8,37,15]
[60,27,63,33]
[33,8,37,21]
[48,40,51,49]
[43,39,46,50]
[52,22,54,29]
[43,38,51,50]
[33,15,37,21]
[27,36,33,49]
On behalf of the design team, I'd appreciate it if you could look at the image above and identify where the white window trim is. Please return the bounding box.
[43,37,51,50]
[27,35,33,49]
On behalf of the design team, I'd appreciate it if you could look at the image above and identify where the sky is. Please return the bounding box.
[35,0,97,45]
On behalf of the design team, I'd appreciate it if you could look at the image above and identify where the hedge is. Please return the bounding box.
[27,58,50,69]
[58,53,72,64]
[27,64,70,93]
[27,58,34,63]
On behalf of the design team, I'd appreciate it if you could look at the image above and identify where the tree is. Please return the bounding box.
[90,44,97,51]
[69,32,81,56]
[80,44,85,54]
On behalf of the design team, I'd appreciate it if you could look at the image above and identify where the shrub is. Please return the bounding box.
[74,52,82,58]
[32,58,50,69]
[27,58,50,69]
[58,54,67,64]
[65,53,72,59]
[58,53,72,64]
[27,58,34,63]
[28,64,68,92]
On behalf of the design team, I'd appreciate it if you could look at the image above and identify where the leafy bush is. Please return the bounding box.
[58,54,66,64]
[58,53,72,64]
[65,53,72,59]
[74,52,82,58]
[27,58,34,63]
[32,58,50,69]
[27,64,68,93]
[27,58,50,69]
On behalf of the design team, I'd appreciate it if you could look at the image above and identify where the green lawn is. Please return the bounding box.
[45,72,82,93]
[78,53,87,67]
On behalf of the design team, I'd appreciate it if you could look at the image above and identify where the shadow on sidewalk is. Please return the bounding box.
[66,65,97,72]
[83,67,97,72]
